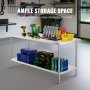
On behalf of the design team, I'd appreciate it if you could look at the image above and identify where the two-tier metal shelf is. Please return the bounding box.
[10,35,77,83]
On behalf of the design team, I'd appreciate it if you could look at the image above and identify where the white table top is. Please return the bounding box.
[0,34,78,45]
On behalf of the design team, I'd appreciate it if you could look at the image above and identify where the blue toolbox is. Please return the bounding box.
[17,53,29,63]
[17,53,37,64]
[21,48,37,55]
[17,48,37,64]
[28,55,37,64]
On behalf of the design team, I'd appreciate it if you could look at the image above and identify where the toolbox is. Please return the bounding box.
[37,51,54,63]
[21,48,37,55]
[37,51,54,70]
[17,53,29,63]
[17,53,36,64]
[17,48,37,64]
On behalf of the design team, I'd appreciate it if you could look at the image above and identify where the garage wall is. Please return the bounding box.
[0,0,77,36]
[0,0,77,63]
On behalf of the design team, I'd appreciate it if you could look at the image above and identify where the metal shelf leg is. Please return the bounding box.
[58,43,60,83]
[75,41,77,76]
[10,37,13,67]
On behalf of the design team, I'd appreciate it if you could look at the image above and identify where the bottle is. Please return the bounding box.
[43,27,45,38]
[44,25,47,38]
[60,58,62,72]
[63,58,68,71]
[48,28,51,39]
[52,26,56,39]
[51,58,55,71]
[63,58,66,71]
[61,58,65,72]
[58,29,61,40]
[55,29,59,40]
[58,28,62,39]
[45,26,48,38]
[65,59,68,71]
[50,26,52,39]
[55,57,58,72]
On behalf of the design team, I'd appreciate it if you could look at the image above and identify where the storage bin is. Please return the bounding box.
[21,48,37,55]
[61,34,74,42]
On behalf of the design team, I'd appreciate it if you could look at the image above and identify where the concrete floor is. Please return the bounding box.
[0,38,90,90]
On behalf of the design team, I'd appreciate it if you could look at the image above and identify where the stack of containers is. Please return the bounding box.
[51,58,68,72]
[43,26,57,40]
[43,25,62,40]
[37,51,54,70]
[17,48,37,65]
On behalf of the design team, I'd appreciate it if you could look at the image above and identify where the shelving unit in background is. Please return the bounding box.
[10,35,77,83]
[0,23,16,32]
[8,0,45,14]
[0,19,16,32]
[50,0,76,13]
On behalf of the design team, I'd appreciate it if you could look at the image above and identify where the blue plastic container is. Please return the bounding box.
[60,58,68,72]
[17,53,29,63]
[55,58,58,72]
[21,48,37,55]
[17,53,36,64]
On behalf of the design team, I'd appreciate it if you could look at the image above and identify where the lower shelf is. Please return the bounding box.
[11,58,76,75]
